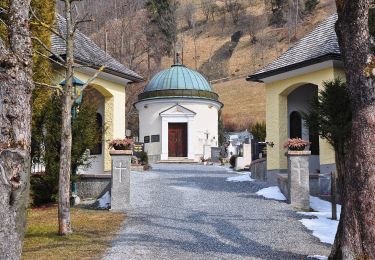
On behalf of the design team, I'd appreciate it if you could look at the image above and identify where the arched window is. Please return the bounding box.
[90,113,103,155]
[290,111,302,139]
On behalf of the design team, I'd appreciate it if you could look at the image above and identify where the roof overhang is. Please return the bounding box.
[52,54,144,84]
[134,97,223,110]
[246,54,342,84]
[74,65,138,86]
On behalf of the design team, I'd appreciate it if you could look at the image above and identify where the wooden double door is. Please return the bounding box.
[168,123,187,157]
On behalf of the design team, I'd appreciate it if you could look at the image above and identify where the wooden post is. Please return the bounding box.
[331,171,337,220]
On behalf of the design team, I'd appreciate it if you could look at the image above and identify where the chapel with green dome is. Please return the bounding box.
[135,61,222,163]
[137,63,219,102]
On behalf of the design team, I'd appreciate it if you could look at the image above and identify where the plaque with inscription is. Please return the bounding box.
[144,136,150,143]
[151,135,160,143]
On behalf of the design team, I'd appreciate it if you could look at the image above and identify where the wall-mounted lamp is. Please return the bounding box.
[266,141,274,148]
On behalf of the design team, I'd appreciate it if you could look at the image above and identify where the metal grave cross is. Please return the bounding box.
[114,161,127,183]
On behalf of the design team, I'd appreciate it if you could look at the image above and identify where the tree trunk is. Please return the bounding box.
[58,0,74,235]
[330,0,375,258]
[0,0,33,259]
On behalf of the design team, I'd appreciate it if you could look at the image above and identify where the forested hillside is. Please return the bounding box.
[58,0,336,131]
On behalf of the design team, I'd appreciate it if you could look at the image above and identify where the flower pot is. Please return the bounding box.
[289,145,306,151]
[113,144,130,150]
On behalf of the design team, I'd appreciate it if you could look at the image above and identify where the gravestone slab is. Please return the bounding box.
[110,151,131,211]
[243,143,252,165]
[288,151,311,210]
[211,147,221,162]
[203,145,211,159]
[235,157,245,171]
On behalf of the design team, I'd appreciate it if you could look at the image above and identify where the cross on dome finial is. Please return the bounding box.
[175,52,182,65]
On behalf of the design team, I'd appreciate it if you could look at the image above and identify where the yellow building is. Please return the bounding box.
[247,14,345,184]
[51,14,143,175]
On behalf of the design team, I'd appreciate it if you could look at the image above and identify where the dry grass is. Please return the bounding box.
[22,206,125,260]
[213,77,266,130]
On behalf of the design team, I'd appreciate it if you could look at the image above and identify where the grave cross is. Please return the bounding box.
[114,161,127,183]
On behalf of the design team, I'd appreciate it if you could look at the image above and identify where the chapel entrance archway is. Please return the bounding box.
[287,83,320,173]
[79,85,113,174]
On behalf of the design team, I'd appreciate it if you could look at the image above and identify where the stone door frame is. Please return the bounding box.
[160,104,195,160]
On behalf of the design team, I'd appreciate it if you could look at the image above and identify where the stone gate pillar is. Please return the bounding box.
[110,150,132,211]
[287,150,311,210]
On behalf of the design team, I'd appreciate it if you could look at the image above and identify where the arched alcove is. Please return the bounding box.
[290,111,302,139]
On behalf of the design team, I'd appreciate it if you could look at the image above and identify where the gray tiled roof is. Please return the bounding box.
[247,13,341,81]
[51,14,143,82]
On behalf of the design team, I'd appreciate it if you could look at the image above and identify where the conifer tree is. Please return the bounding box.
[146,0,178,67]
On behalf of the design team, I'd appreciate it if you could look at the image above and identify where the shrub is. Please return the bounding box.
[251,121,266,141]
[30,93,101,206]
[139,151,149,165]
[30,174,57,206]
[229,155,238,168]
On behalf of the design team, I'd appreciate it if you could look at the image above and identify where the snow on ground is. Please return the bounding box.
[299,196,341,245]
[97,191,111,209]
[256,186,287,201]
[307,255,328,260]
[226,174,254,182]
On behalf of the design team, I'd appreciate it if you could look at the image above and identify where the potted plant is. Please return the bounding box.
[200,156,209,165]
[283,138,311,151]
[108,138,134,151]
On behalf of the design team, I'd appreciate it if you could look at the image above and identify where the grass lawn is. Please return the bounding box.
[22,205,125,260]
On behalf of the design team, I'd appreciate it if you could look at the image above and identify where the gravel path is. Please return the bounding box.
[104,164,330,260]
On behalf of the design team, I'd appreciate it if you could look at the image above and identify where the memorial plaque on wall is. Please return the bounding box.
[144,136,150,143]
[151,135,160,143]
[133,142,144,158]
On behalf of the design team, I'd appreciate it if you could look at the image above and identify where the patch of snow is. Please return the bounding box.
[300,217,338,244]
[307,255,328,260]
[97,191,111,209]
[298,196,341,245]
[226,174,254,182]
[170,185,201,192]
[256,186,286,201]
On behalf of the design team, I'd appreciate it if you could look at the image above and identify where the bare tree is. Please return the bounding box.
[32,1,106,235]
[183,3,196,29]
[0,0,34,258]
[224,0,245,25]
[201,0,212,22]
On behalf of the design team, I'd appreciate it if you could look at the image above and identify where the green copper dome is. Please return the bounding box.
[138,64,219,101]
[144,64,213,92]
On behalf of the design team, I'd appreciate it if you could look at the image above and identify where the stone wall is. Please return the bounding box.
[249,158,267,181]
[76,174,111,199]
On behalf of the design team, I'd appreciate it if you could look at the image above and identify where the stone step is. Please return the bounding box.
[157,158,197,164]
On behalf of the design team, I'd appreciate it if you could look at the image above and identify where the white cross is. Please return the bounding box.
[114,162,127,183]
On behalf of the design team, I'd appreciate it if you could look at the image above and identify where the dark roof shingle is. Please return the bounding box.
[51,14,143,82]
[247,13,341,81]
